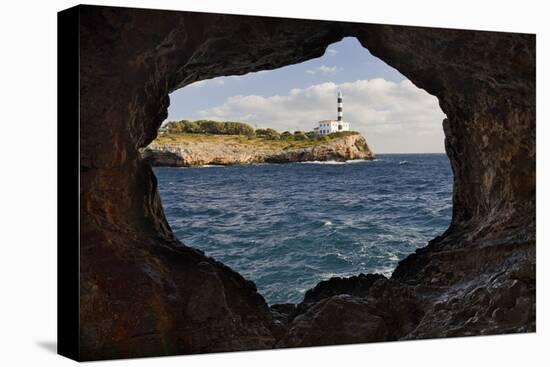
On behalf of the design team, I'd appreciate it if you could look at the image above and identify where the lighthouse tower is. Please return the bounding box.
[337,90,343,123]
[314,90,350,136]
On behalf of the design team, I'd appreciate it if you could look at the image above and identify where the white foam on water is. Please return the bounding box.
[299,160,346,165]
[324,220,333,226]
[319,271,356,280]
[372,266,395,277]
[388,253,399,261]
[299,159,371,165]
[198,164,225,168]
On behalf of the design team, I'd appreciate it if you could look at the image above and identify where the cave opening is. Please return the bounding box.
[76,7,535,357]
[146,37,452,305]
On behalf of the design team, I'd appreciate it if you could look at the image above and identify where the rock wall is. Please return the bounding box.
[141,134,374,166]
[77,5,535,360]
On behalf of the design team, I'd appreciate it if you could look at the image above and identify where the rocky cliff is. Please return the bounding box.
[141,134,374,166]
[75,5,535,361]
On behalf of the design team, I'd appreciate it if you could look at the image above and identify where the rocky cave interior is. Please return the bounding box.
[78,5,535,361]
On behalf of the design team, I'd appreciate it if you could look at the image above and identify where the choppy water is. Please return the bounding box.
[154,154,453,304]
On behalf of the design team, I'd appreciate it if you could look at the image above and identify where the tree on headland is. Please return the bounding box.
[280,131,293,140]
[293,131,308,140]
[160,119,359,142]
[163,120,254,136]
[305,131,317,139]
[256,128,281,140]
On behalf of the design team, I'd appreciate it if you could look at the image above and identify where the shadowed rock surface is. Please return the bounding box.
[76,4,535,360]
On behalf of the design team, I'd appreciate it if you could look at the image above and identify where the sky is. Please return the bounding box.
[165,37,447,153]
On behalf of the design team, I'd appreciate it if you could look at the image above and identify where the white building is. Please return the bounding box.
[315,120,350,135]
[314,91,350,136]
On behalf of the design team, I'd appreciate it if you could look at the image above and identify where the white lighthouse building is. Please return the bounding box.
[314,91,350,136]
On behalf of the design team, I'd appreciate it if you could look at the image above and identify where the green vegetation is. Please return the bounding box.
[280,131,293,140]
[324,131,360,139]
[163,120,255,136]
[255,128,280,140]
[156,119,359,146]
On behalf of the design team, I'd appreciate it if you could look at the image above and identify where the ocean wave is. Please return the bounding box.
[155,153,452,304]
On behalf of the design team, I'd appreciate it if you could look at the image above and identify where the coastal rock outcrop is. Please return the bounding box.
[77,5,535,360]
[141,134,374,166]
[277,280,425,347]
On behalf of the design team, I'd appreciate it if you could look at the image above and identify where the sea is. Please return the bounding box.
[154,154,453,304]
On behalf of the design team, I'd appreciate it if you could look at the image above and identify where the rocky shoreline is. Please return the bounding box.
[141,133,374,166]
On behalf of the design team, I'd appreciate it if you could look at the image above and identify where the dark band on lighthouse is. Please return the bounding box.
[337,91,343,121]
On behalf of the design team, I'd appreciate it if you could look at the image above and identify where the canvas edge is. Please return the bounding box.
[57,4,81,362]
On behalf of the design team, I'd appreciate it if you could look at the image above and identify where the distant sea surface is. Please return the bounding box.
[154,154,453,304]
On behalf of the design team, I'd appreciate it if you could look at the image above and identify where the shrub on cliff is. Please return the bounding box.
[163,120,255,136]
[293,131,308,140]
[280,131,293,140]
[305,131,317,139]
[327,131,360,139]
[256,128,281,140]
[160,121,360,142]
[317,135,330,142]
[182,121,200,133]
[163,120,189,133]
[221,121,256,136]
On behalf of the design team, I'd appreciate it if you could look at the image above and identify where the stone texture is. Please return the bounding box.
[77,4,535,360]
[301,273,386,306]
[141,134,374,166]
[277,295,389,347]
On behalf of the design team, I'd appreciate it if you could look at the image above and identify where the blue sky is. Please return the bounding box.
[166,37,446,153]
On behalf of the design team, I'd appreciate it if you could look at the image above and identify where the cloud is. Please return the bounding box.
[305,65,339,75]
[326,48,339,56]
[196,78,447,153]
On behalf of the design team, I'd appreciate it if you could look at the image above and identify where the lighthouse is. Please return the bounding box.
[337,90,343,122]
[314,91,350,136]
